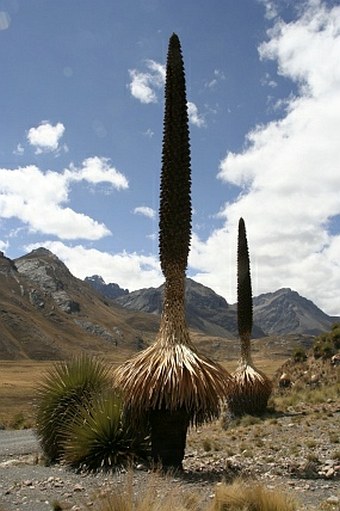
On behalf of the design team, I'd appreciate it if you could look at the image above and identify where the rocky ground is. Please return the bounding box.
[0,401,339,511]
[0,358,339,511]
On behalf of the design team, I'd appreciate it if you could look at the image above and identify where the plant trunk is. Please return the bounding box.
[149,407,190,471]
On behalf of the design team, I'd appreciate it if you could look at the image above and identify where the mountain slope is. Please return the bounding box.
[93,276,338,337]
[252,288,337,335]
[0,249,159,360]
[113,278,264,338]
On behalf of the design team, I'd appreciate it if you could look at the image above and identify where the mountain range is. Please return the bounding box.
[0,248,338,361]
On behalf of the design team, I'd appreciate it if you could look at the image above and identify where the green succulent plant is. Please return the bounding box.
[62,390,150,471]
[35,354,112,462]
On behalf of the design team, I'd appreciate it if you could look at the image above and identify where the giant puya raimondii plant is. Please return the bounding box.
[115,33,231,470]
[227,218,272,416]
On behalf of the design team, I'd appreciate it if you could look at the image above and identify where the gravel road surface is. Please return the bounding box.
[0,429,39,458]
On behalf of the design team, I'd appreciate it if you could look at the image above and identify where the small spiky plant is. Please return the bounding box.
[62,390,149,471]
[115,33,231,470]
[227,218,272,416]
[35,355,112,462]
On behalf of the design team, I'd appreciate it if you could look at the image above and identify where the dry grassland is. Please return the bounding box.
[0,356,286,428]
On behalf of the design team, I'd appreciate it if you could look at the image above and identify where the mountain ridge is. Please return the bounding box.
[0,248,338,361]
[87,275,339,337]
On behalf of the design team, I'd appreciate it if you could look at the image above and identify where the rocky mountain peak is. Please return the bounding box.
[14,247,80,314]
[253,288,334,335]
[0,251,17,276]
[84,275,129,300]
[86,275,106,286]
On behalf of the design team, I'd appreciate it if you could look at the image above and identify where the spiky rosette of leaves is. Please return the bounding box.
[159,32,191,276]
[115,259,231,427]
[115,327,231,427]
[62,391,150,471]
[35,355,112,462]
[227,218,272,416]
[228,363,273,416]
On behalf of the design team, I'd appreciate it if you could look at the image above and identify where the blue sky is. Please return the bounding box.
[1,0,340,315]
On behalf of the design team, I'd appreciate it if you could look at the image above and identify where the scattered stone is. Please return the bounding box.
[326,495,339,505]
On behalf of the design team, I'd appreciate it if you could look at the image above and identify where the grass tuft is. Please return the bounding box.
[210,479,297,511]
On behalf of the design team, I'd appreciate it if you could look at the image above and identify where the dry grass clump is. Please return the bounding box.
[92,472,201,511]
[210,479,297,511]
[92,476,298,511]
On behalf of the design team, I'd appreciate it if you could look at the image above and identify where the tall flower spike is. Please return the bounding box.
[226,218,272,417]
[115,34,231,470]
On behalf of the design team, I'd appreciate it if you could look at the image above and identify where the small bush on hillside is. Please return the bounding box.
[313,324,340,359]
[35,355,113,462]
[292,346,307,363]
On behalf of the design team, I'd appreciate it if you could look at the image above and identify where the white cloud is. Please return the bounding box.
[0,11,11,30]
[26,241,163,292]
[133,206,156,219]
[143,128,154,138]
[129,60,205,127]
[13,144,24,156]
[259,0,279,20]
[27,121,65,154]
[68,157,128,190]
[187,102,206,128]
[0,239,9,252]
[0,157,128,240]
[205,69,226,89]
[128,60,165,104]
[189,0,340,315]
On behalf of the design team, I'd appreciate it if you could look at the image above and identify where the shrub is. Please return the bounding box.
[35,355,113,462]
[313,325,340,360]
[292,346,307,363]
[63,390,150,471]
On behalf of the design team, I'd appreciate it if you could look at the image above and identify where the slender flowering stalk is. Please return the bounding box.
[227,218,272,416]
[115,34,231,469]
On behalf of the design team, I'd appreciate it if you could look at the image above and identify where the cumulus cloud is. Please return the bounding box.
[128,60,205,127]
[128,59,165,104]
[27,121,65,154]
[259,0,279,20]
[69,157,128,190]
[0,157,128,240]
[0,239,9,252]
[133,206,156,219]
[187,102,206,128]
[26,241,163,291]
[189,0,340,315]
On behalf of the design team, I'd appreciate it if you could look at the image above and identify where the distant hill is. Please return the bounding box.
[1,247,338,362]
[84,275,128,300]
[113,278,264,339]
[0,249,160,360]
[90,276,338,337]
[252,288,338,335]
